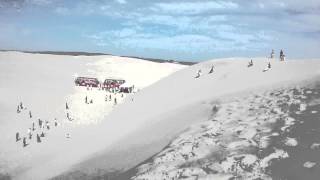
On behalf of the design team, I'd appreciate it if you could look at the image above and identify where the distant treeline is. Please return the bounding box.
[0,50,196,66]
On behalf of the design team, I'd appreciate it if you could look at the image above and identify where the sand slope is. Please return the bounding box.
[54,58,320,179]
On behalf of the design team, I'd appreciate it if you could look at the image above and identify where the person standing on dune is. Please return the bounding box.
[38,118,43,128]
[16,132,20,142]
[36,134,41,143]
[23,137,27,147]
[54,118,58,127]
[29,111,32,118]
[27,128,32,139]
[85,96,88,104]
[32,122,35,131]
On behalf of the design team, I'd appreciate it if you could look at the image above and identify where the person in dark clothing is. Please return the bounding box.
[280,49,284,57]
[109,94,112,101]
[66,102,69,110]
[20,102,23,110]
[90,99,93,104]
[45,121,50,130]
[40,131,45,137]
[23,137,27,147]
[209,65,214,74]
[29,111,32,118]
[16,132,20,142]
[248,59,253,67]
[114,98,117,105]
[17,105,20,113]
[268,62,271,69]
[54,118,58,127]
[38,119,43,128]
[36,134,41,143]
[85,96,88,104]
[32,122,36,131]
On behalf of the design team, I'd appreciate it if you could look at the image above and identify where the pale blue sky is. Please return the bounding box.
[0,0,319,61]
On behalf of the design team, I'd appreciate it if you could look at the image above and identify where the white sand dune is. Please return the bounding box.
[0,51,186,180]
[1,52,320,180]
[54,58,320,179]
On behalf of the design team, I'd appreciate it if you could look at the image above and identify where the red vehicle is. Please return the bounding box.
[103,79,125,89]
[75,77,100,87]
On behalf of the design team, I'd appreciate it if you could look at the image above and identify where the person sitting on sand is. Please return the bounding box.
[40,131,45,137]
[16,132,20,142]
[66,133,71,138]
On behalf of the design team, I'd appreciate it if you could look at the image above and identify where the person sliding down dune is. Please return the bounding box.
[209,65,214,74]
[248,59,253,67]
[263,62,272,72]
[195,70,202,78]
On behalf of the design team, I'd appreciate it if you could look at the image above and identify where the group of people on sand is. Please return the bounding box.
[195,49,286,78]
[15,101,71,148]
[270,49,286,61]
[195,65,215,78]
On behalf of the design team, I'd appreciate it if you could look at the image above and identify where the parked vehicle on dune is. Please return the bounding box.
[103,79,126,89]
[75,77,100,87]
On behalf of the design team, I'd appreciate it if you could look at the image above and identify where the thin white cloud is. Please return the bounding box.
[152,1,238,15]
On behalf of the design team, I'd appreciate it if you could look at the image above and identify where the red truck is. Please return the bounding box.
[102,79,125,89]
